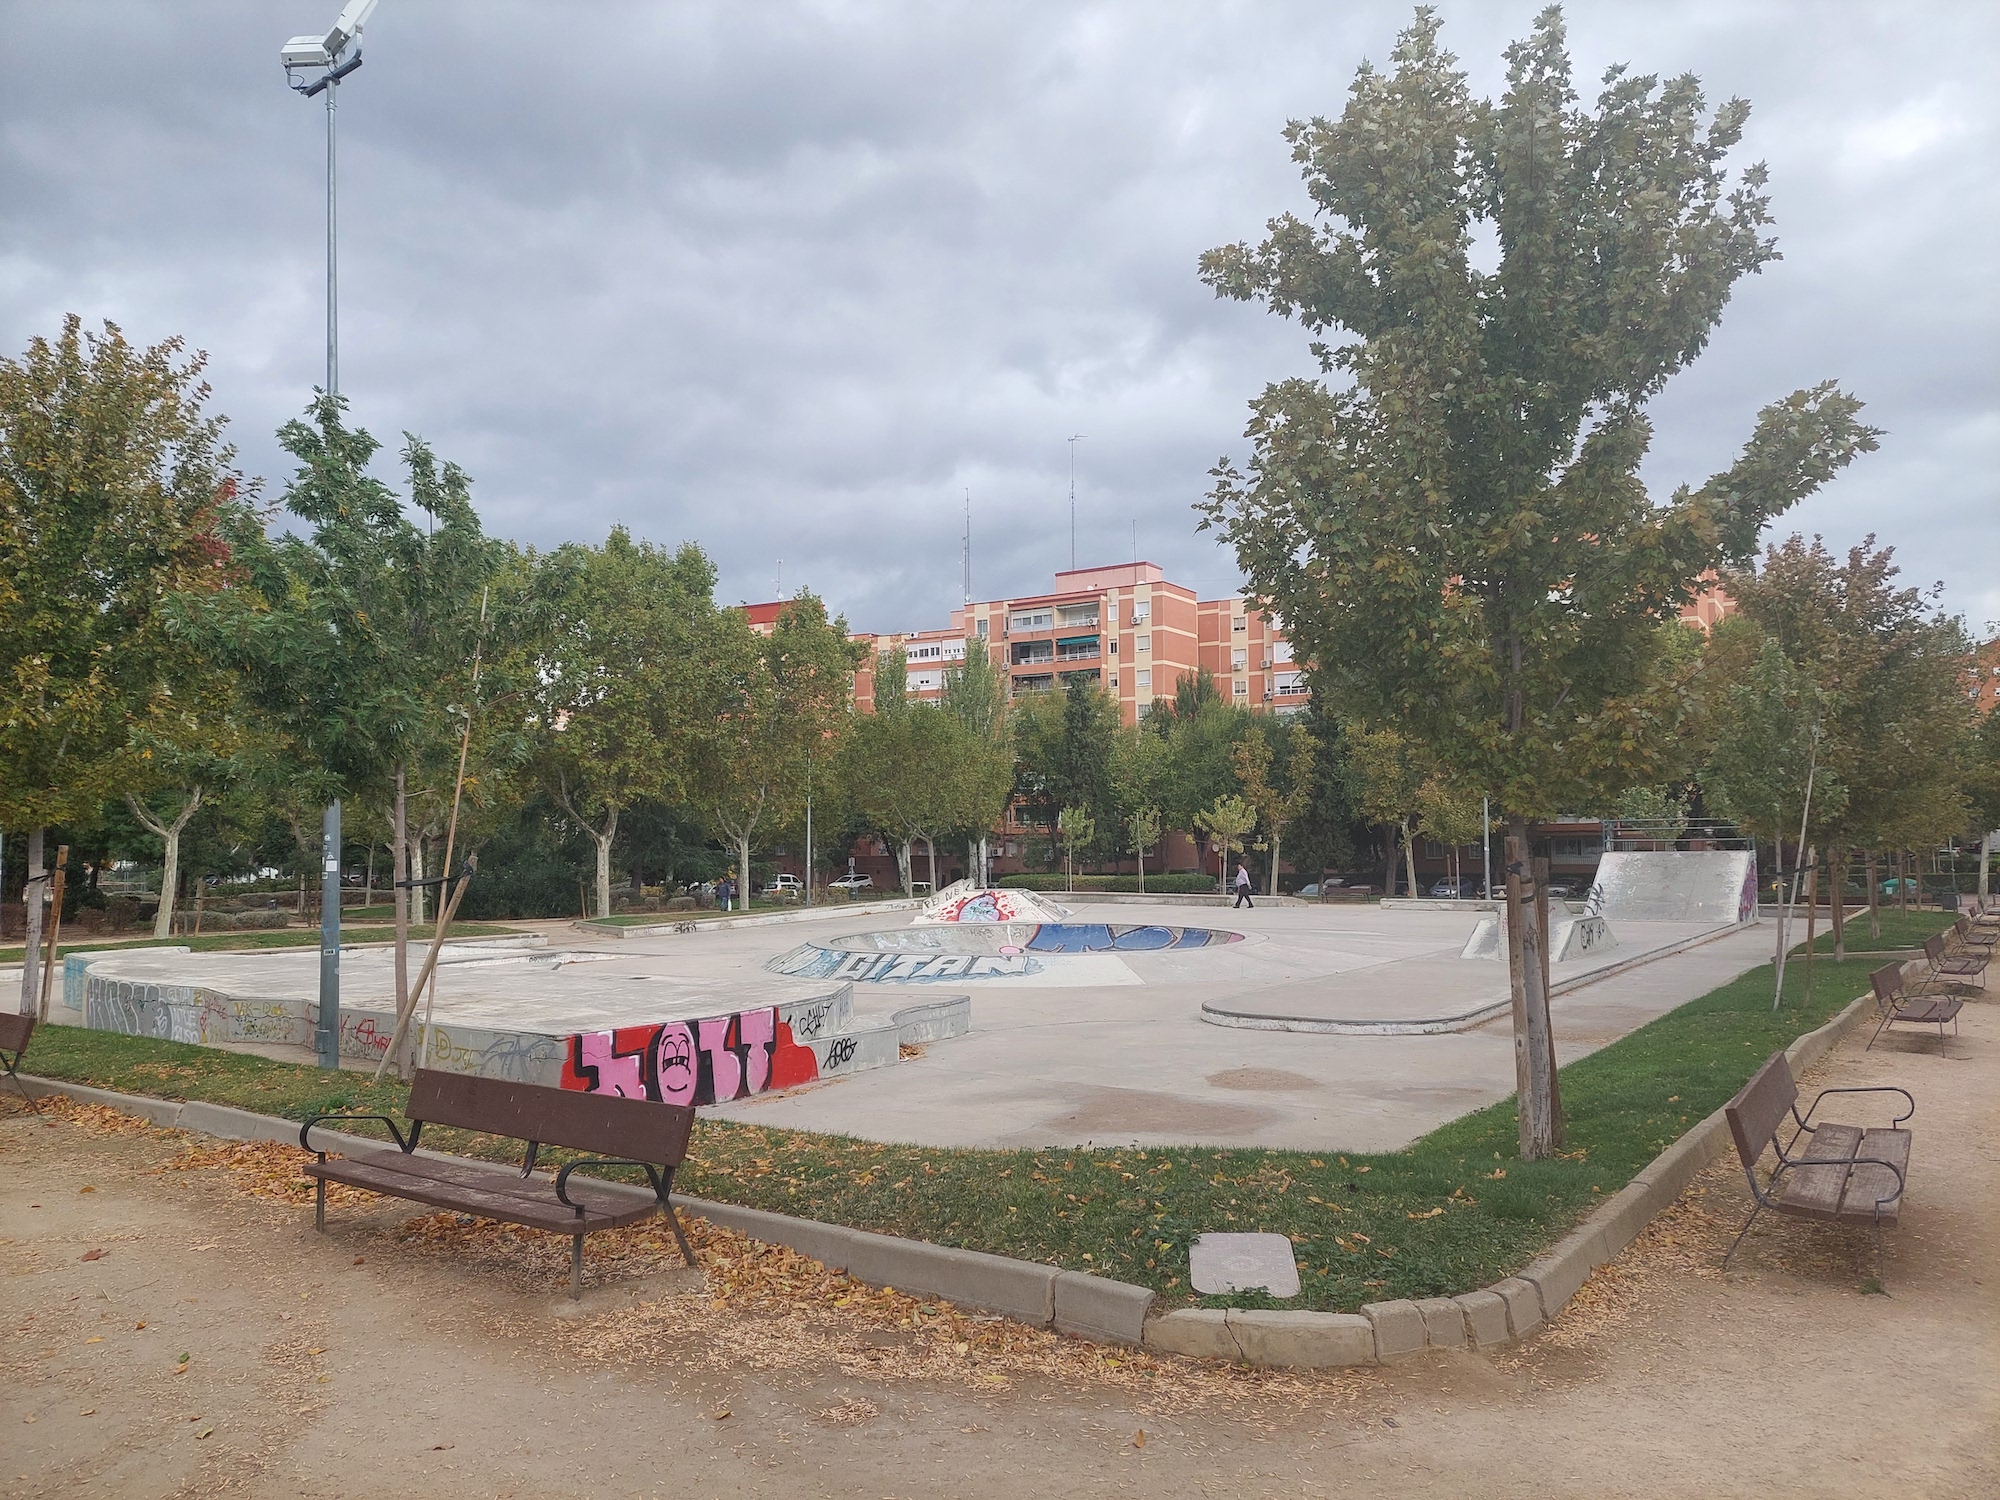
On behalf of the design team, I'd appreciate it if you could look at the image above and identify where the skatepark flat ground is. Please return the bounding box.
[703,902,1777,1151]
[69,901,1777,1153]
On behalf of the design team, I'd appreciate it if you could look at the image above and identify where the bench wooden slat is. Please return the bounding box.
[0,1011,33,1052]
[313,1149,648,1219]
[1844,1128,1909,1227]
[306,1156,655,1234]
[406,1070,693,1165]
[1779,1123,1861,1220]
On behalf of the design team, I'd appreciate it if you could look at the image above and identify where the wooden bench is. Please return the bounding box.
[1951,914,1997,956]
[0,1012,36,1111]
[1724,1051,1913,1281]
[301,1069,698,1293]
[1918,929,1986,994]
[1868,961,1963,1054]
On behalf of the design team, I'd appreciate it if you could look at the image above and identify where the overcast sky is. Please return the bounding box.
[4,2,1994,634]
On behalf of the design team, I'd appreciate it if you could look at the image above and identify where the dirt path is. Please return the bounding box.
[4,996,1995,1499]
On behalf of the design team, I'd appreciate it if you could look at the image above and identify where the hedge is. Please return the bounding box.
[997,873,1219,895]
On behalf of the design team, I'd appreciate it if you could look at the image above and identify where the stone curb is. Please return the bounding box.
[12,1073,1144,1346]
[15,990,1875,1372]
[1137,990,1875,1368]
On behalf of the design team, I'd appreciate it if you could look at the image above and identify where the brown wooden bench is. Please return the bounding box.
[0,1012,37,1111]
[300,1069,698,1293]
[1724,1051,1913,1281]
[1868,961,1963,1054]
[1951,914,1997,956]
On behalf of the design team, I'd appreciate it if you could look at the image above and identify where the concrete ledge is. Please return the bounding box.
[1143,1309,1238,1360]
[1226,1310,1375,1368]
[1785,994,1871,1071]
[1488,1277,1543,1338]
[1518,1220,1606,1319]
[1361,1299,1427,1360]
[20,1077,185,1127]
[177,1100,307,1145]
[1591,1180,1661,1262]
[1632,1109,1731,1201]
[583,900,923,939]
[1054,1270,1155,1346]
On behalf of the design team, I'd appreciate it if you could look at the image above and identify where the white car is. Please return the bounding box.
[827,873,873,892]
[764,874,802,895]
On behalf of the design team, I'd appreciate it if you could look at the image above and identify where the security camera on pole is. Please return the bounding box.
[282,0,381,1068]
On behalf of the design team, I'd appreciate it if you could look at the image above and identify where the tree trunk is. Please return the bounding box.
[1898,851,1908,912]
[392,767,412,1078]
[411,834,428,927]
[738,834,752,913]
[1402,818,1417,899]
[18,828,45,1017]
[1137,841,1146,894]
[1829,849,1847,961]
[896,839,914,896]
[593,805,620,919]
[1532,852,1564,1147]
[1867,849,1879,941]
[127,790,204,940]
[1505,822,1555,1160]
[925,836,938,894]
[1268,828,1282,898]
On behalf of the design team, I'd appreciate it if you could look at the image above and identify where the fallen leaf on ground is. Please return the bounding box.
[80,1249,106,1262]
[432,1443,453,1451]
[712,1409,732,1420]
[1134,1430,1146,1448]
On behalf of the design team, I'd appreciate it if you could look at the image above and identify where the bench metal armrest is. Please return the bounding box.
[1796,1086,1915,1131]
[554,1157,666,1215]
[298,1111,421,1157]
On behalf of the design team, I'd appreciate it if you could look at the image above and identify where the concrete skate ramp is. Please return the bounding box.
[1590,850,1757,925]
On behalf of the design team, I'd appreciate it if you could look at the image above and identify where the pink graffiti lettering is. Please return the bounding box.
[654,1022,697,1107]
[698,1016,741,1102]
[738,1008,774,1095]
[577,1030,645,1098]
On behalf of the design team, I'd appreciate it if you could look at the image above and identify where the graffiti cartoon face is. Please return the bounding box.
[654,1023,697,1106]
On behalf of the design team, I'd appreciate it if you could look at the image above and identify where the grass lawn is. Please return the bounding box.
[1788,907,1956,956]
[0,922,527,966]
[18,955,1875,1312]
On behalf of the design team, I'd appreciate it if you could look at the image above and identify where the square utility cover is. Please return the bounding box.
[1189,1232,1300,1297]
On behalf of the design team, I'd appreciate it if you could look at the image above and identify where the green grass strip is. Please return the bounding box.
[18,955,1874,1312]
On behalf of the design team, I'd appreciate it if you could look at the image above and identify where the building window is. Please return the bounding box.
[1130,603,1151,625]
[975,618,988,638]
[1231,649,1247,671]
[1012,640,1054,666]
[1137,634,1150,653]
[1137,701,1153,719]
[1233,678,1248,697]
[1136,670,1151,692]
[1012,673,1055,693]
[1232,617,1246,633]
[1109,674,1118,690]
[1055,602,1100,628]
[1551,835,1602,861]
[1010,608,1052,632]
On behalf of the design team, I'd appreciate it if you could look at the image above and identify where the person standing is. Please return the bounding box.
[1234,861,1254,909]
[718,875,734,913]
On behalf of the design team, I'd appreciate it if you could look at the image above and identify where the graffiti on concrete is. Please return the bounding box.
[770,947,1044,984]
[560,1004,820,1104]
[84,980,222,1045]
[1022,923,1241,953]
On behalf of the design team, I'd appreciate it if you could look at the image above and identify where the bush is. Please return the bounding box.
[997,873,1219,895]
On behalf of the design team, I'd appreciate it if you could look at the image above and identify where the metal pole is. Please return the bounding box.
[326,72,338,395]
[317,800,342,1068]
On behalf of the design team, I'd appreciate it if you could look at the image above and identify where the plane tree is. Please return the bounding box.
[1197,9,1879,1155]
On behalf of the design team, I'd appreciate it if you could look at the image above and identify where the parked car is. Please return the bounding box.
[828,873,873,892]
[763,874,802,895]
[1429,876,1480,898]
[1544,880,1579,899]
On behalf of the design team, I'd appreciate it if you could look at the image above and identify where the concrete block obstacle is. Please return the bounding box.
[1226,1310,1375,1368]
[1361,1299,1429,1360]
[1453,1288,1512,1347]
[1054,1270,1156,1346]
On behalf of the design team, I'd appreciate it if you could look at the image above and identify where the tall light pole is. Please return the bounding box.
[283,0,380,396]
[1066,435,1086,571]
[283,0,380,1069]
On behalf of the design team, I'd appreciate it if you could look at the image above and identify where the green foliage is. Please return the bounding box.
[1197,8,1880,822]
[998,872,1217,894]
[1011,676,1120,850]
[0,316,258,830]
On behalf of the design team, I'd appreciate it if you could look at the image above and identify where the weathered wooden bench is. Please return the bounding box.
[1724,1051,1913,1281]
[1918,929,1986,994]
[300,1069,698,1293]
[1951,914,1997,956]
[0,1012,37,1110]
[1868,961,1963,1054]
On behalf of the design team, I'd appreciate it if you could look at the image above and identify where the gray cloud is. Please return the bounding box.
[4,2,1994,631]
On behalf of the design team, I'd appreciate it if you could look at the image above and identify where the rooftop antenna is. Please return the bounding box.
[962,488,972,605]
[1067,434,1086,571]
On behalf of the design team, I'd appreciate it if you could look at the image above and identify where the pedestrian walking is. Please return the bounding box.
[1234,861,1254,909]
[719,875,735,913]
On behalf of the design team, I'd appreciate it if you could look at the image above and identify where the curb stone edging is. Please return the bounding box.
[13,990,1873,1372]
[1138,990,1873,1368]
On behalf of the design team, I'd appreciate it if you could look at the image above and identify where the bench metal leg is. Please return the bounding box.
[664,1200,698,1269]
[571,1234,585,1297]
[1722,1201,1766,1270]
[314,1176,326,1232]
[2,1058,37,1112]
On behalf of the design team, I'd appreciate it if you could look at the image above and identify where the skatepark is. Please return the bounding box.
[43,853,1768,1152]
